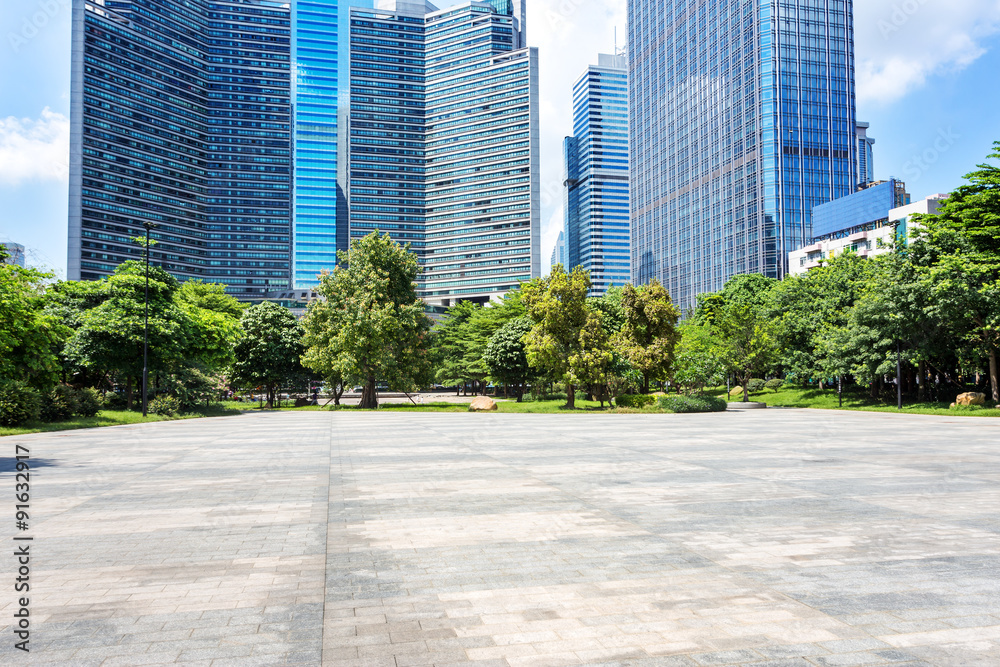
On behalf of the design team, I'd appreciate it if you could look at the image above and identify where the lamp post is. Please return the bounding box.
[896,339,903,411]
[141,221,157,417]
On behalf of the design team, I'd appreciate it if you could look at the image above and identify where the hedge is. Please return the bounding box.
[657,395,728,414]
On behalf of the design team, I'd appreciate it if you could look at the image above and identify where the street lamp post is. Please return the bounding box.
[141,221,157,417]
[896,339,903,411]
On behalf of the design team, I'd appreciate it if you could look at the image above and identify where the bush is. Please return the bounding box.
[148,396,181,416]
[102,392,125,409]
[0,383,41,427]
[41,384,80,422]
[75,387,102,418]
[765,379,784,393]
[747,378,766,394]
[657,395,727,414]
[616,394,656,409]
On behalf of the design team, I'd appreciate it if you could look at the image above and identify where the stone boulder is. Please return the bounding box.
[728,386,745,398]
[469,396,498,412]
[956,392,986,407]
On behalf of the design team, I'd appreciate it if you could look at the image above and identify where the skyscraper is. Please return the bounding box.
[348,0,540,306]
[856,121,875,187]
[550,230,566,271]
[628,0,858,308]
[68,0,293,299]
[563,53,630,296]
[69,0,538,304]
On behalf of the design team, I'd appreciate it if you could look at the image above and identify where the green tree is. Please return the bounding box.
[569,310,614,407]
[176,281,244,372]
[65,262,188,408]
[522,265,591,409]
[912,142,1000,402]
[616,280,681,393]
[673,321,724,395]
[707,274,780,402]
[301,232,432,409]
[0,262,68,390]
[483,316,534,401]
[231,301,306,408]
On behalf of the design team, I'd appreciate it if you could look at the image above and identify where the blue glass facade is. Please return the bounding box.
[628,0,858,309]
[69,0,292,298]
[564,54,630,296]
[292,0,349,288]
[811,178,907,239]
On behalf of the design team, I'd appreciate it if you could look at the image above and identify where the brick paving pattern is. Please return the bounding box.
[1,409,999,665]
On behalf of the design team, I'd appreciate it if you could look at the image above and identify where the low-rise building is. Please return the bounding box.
[790,189,947,275]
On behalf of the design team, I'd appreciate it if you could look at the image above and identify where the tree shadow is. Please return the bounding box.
[0,458,62,474]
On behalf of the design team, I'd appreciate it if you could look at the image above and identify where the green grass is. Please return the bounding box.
[723,385,1000,418]
[0,404,243,437]
[319,399,622,414]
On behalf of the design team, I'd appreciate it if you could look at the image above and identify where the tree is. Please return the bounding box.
[231,301,306,408]
[912,142,1000,403]
[707,274,780,402]
[65,262,188,408]
[616,280,681,393]
[568,310,614,407]
[483,316,534,401]
[522,265,591,409]
[176,281,244,372]
[301,232,432,409]
[673,321,724,395]
[0,262,68,391]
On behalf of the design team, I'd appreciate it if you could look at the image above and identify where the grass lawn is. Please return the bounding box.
[0,404,243,438]
[725,385,1000,418]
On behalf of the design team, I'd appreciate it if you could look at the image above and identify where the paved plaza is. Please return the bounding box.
[2,409,1000,666]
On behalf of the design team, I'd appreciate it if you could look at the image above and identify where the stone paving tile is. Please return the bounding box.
[1,410,999,665]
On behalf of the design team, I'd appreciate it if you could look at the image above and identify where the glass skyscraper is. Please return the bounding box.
[628,0,858,309]
[563,53,630,296]
[348,0,540,306]
[68,0,293,299]
[69,0,538,304]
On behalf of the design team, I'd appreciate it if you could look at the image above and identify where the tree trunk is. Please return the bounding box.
[642,375,650,395]
[990,348,999,404]
[334,383,344,406]
[566,383,576,409]
[360,375,378,409]
[516,383,523,403]
[126,376,133,411]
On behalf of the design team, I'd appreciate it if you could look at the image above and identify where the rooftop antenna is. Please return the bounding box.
[614,26,617,54]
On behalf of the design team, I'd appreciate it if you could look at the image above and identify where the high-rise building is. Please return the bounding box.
[563,53,630,296]
[3,243,26,268]
[550,230,566,271]
[348,0,540,306]
[628,0,858,308]
[69,0,538,305]
[856,121,875,187]
[68,0,293,299]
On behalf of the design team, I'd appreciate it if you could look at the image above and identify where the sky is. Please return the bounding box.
[2,0,1000,277]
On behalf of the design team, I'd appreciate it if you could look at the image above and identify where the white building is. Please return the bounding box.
[789,194,947,275]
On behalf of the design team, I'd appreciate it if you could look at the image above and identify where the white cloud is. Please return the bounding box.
[855,0,1000,106]
[0,107,69,186]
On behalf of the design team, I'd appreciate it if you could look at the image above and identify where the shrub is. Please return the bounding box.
[0,383,41,427]
[747,378,766,394]
[765,379,784,393]
[102,392,125,409]
[75,388,102,418]
[657,395,727,414]
[148,396,181,416]
[41,384,80,422]
[616,394,656,409]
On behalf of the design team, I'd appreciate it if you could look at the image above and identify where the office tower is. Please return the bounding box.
[68,0,293,299]
[550,230,566,271]
[563,53,630,296]
[628,0,858,308]
[856,121,875,187]
[3,243,26,267]
[348,0,540,306]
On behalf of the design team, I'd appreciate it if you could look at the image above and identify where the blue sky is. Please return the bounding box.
[3,0,1000,276]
